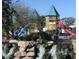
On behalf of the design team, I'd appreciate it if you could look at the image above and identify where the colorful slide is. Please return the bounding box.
[57,20,76,36]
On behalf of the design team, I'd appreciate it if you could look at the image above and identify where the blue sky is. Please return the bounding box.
[13,0,76,19]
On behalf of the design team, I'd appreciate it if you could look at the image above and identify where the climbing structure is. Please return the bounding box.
[57,20,76,36]
[44,5,75,36]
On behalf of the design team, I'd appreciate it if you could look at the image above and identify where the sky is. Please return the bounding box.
[13,0,76,19]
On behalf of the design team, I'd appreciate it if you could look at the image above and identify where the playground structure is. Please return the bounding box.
[2,4,76,59]
[11,19,75,40]
[8,5,76,40]
[56,20,75,36]
[12,24,31,38]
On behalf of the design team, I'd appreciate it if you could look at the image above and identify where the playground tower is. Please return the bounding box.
[45,5,60,30]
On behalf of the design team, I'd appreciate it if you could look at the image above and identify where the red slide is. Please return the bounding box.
[57,20,76,36]
[57,20,66,29]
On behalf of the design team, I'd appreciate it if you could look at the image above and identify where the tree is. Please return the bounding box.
[2,0,17,35]
[13,3,31,26]
[13,4,42,30]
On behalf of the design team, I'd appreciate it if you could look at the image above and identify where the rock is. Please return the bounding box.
[22,56,34,59]
[20,52,26,56]
[14,51,21,57]
[27,47,35,52]
[26,52,35,57]
[18,41,29,48]
[13,57,20,59]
